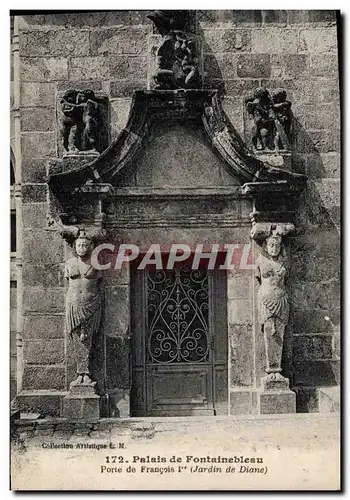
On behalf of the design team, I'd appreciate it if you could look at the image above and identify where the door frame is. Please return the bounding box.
[130,261,228,417]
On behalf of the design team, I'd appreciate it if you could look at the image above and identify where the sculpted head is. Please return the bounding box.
[61,89,77,104]
[272,89,287,104]
[74,232,93,258]
[266,234,282,258]
[76,89,95,104]
[254,87,270,101]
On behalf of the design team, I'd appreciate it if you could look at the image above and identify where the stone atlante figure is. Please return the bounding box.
[60,89,99,154]
[255,232,289,380]
[64,229,104,385]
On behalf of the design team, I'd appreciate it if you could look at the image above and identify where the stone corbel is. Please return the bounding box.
[250,221,295,242]
[46,177,114,230]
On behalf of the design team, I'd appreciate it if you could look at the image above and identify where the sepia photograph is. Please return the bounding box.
[9,7,341,491]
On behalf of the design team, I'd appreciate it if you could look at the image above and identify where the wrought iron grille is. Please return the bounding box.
[147,267,210,364]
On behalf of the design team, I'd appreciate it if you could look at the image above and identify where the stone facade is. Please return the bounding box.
[11,10,340,418]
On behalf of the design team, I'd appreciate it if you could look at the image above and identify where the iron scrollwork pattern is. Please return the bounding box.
[147,267,210,364]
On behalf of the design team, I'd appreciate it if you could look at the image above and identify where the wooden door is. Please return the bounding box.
[130,262,228,417]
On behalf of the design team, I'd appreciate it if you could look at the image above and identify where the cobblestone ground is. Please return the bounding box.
[11,413,340,490]
[12,413,339,447]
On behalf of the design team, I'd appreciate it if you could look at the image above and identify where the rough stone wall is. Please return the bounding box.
[197,9,340,406]
[10,282,17,400]
[14,10,340,411]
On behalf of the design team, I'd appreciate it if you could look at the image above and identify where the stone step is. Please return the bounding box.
[318,387,340,413]
[13,412,339,439]
[294,385,340,413]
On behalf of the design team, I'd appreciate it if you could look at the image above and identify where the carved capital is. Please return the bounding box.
[60,225,108,248]
[250,222,295,243]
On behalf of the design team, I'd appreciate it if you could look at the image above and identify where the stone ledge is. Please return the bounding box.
[112,186,244,198]
[242,180,305,195]
[293,385,340,414]
[318,387,340,413]
[13,411,340,428]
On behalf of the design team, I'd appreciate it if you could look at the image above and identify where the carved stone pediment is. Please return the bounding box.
[48,90,306,195]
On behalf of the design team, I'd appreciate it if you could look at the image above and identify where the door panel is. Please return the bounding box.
[130,262,228,417]
[146,364,213,416]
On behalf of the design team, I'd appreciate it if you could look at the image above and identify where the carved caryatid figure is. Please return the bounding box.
[147,10,200,90]
[64,229,103,385]
[245,87,292,151]
[60,89,99,154]
[255,231,289,380]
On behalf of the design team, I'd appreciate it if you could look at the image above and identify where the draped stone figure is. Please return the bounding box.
[64,230,103,385]
[255,232,289,381]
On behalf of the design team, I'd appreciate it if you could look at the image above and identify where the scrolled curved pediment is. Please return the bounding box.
[48,89,306,194]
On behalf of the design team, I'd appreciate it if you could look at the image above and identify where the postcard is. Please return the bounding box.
[10,9,341,490]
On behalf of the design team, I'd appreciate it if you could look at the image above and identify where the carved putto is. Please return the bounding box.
[148,10,201,90]
[62,227,106,386]
[60,89,100,154]
[245,87,292,151]
[251,223,294,382]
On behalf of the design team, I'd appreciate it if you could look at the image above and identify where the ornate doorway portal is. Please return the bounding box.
[131,261,228,416]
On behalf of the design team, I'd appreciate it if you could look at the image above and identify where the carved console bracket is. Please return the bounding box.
[46,180,114,229]
[242,178,306,226]
[250,221,295,242]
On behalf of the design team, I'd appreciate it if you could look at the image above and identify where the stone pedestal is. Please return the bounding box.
[62,381,100,419]
[257,375,296,414]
